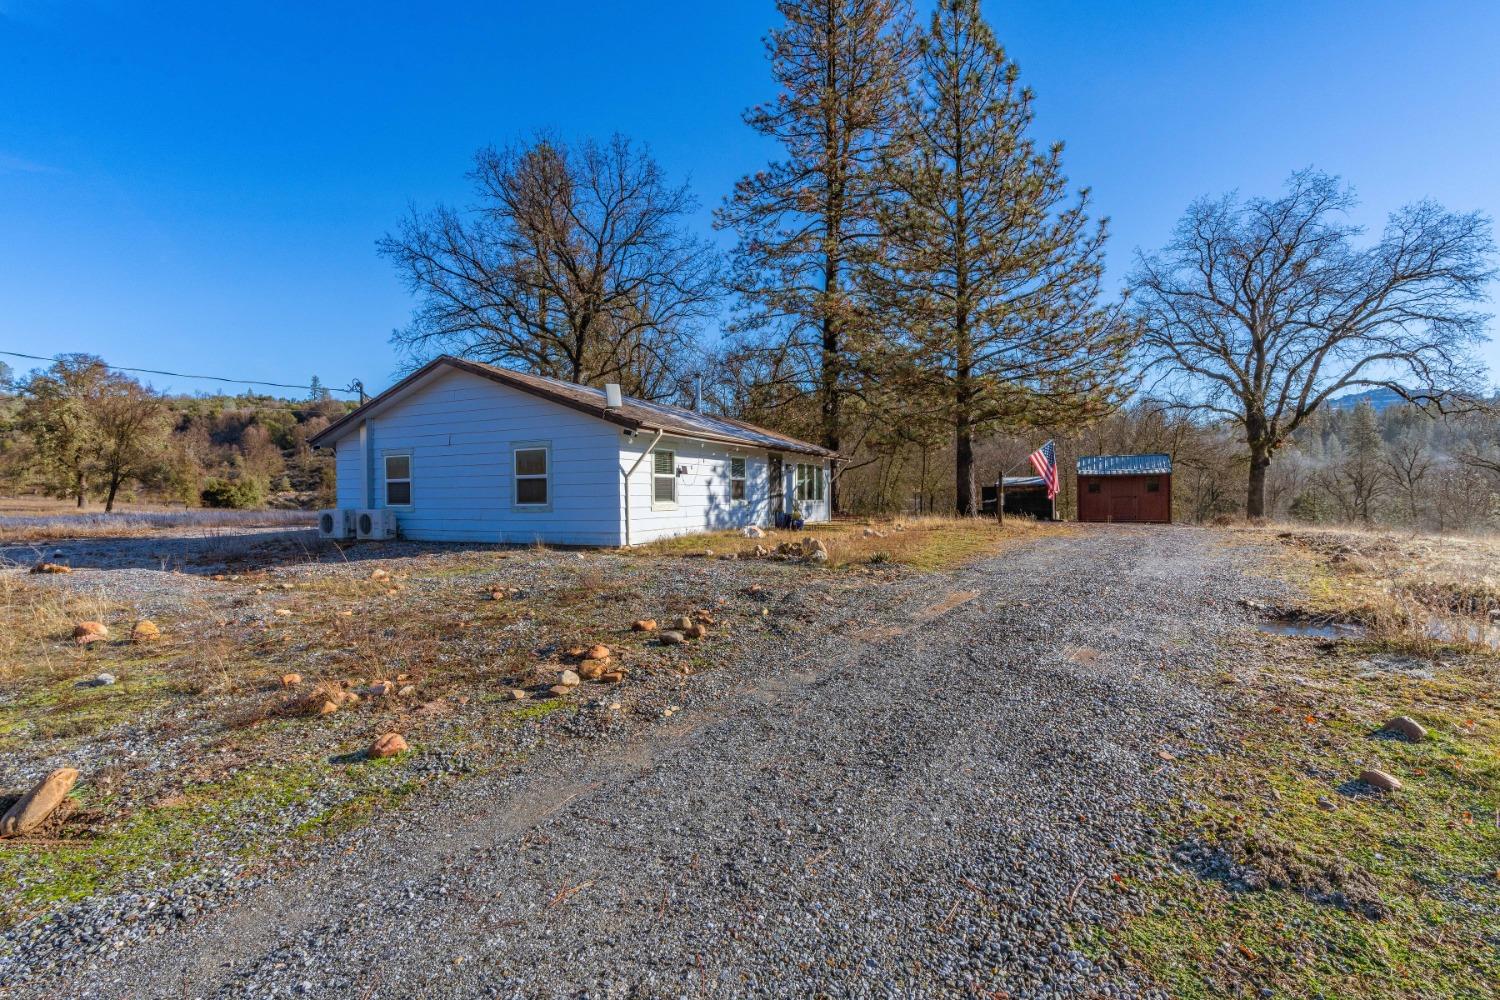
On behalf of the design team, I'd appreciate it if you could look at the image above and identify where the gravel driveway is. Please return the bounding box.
[13,526,1275,999]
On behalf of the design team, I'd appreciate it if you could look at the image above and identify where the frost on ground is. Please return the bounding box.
[1,526,1290,999]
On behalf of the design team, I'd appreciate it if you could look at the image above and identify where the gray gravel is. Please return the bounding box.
[3,526,1278,999]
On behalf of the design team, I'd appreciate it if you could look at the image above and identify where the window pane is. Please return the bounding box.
[387,481,411,505]
[731,479,745,501]
[815,467,824,501]
[385,455,410,480]
[654,450,674,476]
[515,448,547,476]
[517,477,547,504]
[731,457,745,478]
[653,475,675,504]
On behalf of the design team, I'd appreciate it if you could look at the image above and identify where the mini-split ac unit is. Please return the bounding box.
[355,509,399,540]
[317,509,355,540]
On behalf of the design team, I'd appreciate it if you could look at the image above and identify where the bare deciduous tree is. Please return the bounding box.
[381,134,721,400]
[1131,170,1495,517]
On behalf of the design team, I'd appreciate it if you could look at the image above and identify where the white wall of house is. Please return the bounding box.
[618,434,830,545]
[332,368,624,545]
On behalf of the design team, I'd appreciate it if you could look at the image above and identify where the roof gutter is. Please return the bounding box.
[620,428,665,547]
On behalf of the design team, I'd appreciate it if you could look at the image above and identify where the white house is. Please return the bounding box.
[308,356,835,546]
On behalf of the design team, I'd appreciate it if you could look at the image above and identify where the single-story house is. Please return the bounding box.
[307,356,836,546]
[1076,453,1173,524]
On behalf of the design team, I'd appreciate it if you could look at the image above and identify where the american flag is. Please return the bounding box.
[1028,440,1059,500]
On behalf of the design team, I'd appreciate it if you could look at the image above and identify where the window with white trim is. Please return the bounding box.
[514,446,549,506]
[729,457,746,502]
[384,454,412,506]
[795,463,825,503]
[653,449,676,506]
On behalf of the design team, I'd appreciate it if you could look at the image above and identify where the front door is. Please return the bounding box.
[767,452,784,524]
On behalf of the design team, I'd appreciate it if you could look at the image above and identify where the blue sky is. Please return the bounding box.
[3,0,1498,400]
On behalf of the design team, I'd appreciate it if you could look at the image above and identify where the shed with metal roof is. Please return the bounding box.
[1076,453,1172,524]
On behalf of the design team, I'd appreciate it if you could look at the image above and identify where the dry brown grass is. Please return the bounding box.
[631,514,1058,571]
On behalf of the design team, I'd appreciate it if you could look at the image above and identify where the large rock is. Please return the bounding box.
[1380,716,1427,742]
[684,623,708,640]
[1359,768,1402,793]
[674,616,694,631]
[583,644,611,661]
[741,525,766,538]
[659,630,686,646]
[368,733,408,759]
[559,669,581,687]
[1,768,80,837]
[131,620,161,642]
[631,619,658,632]
[578,660,607,681]
[30,562,71,575]
[72,621,109,644]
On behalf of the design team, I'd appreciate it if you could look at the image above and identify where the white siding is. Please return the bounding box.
[332,369,623,545]
[620,435,830,545]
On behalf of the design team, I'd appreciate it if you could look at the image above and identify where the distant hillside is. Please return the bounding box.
[1324,387,1408,412]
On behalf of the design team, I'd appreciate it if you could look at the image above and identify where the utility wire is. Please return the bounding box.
[0,349,362,397]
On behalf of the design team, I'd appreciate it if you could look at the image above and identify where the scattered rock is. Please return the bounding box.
[578,661,607,681]
[503,689,529,701]
[862,527,887,538]
[273,608,293,617]
[583,644,611,661]
[370,568,390,580]
[316,699,340,716]
[131,620,161,642]
[88,673,116,688]
[281,673,303,688]
[548,684,574,697]
[1317,796,1338,811]
[397,684,416,697]
[741,525,766,538]
[684,623,708,640]
[72,621,109,644]
[692,610,716,625]
[564,646,586,659]
[29,562,71,575]
[601,670,626,684]
[809,548,829,563]
[674,616,694,631]
[631,619,658,632]
[1379,716,1427,742]
[368,733,408,759]
[1358,768,1402,793]
[360,680,396,697]
[0,768,80,837]
[559,669,581,687]
[659,630,686,646]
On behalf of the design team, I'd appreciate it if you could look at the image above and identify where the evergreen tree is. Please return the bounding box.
[717,0,913,509]
[307,375,330,402]
[868,0,1132,514]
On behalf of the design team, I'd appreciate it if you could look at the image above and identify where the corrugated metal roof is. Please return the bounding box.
[1076,453,1173,476]
[310,356,835,457]
[1002,476,1046,487]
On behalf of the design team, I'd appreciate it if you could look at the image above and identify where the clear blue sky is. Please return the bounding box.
[3,0,1498,399]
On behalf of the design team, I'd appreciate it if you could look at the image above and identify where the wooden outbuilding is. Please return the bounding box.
[1076,453,1172,524]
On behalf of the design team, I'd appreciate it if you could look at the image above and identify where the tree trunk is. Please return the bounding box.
[1246,448,1271,519]
[74,470,86,508]
[105,473,123,513]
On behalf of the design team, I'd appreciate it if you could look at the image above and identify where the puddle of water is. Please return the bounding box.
[1257,621,1368,640]
[1423,620,1500,650]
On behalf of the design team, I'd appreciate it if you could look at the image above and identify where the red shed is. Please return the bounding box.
[1076,453,1172,524]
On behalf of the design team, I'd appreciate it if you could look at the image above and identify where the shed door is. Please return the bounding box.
[1109,495,1138,522]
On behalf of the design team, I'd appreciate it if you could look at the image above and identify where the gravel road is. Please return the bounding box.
[11,526,1278,999]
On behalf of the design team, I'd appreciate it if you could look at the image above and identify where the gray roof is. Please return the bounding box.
[309,356,835,458]
[1002,476,1046,487]
[1076,453,1173,476]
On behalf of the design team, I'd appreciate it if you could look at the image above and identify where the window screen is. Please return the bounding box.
[730,457,746,501]
[653,450,676,505]
[514,447,548,506]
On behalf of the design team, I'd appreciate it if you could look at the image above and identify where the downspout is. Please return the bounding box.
[621,428,665,547]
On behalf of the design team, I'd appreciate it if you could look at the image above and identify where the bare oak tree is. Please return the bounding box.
[381,134,721,400]
[1131,170,1495,517]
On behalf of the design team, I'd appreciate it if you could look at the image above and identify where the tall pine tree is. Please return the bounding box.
[869,0,1132,515]
[717,0,912,510]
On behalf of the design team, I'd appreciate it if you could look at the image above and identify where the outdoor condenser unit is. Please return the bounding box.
[317,509,355,540]
[354,509,399,541]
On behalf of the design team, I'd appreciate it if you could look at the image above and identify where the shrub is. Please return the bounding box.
[200,477,266,509]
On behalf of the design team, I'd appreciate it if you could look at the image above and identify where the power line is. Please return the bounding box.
[0,349,362,397]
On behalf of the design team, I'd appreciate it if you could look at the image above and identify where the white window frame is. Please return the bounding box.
[383,452,413,508]
[651,448,677,510]
[512,442,551,511]
[794,462,826,505]
[729,455,747,504]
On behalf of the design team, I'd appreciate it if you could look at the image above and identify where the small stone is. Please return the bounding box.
[684,623,707,640]
[1380,716,1427,742]
[559,669,581,687]
[317,699,340,716]
[1359,768,1402,793]
[72,621,109,644]
[631,619,658,632]
[130,620,161,642]
[0,768,80,837]
[504,689,529,701]
[741,525,766,538]
[548,685,574,697]
[601,670,626,684]
[360,680,396,697]
[281,673,303,688]
[368,733,408,759]
[1317,796,1338,811]
[692,610,716,625]
[30,562,72,575]
[583,644,611,661]
[578,660,607,681]
[370,568,389,579]
[659,630,686,646]
[564,646,586,659]
[91,673,116,687]
[398,685,416,697]
[674,616,694,631]
[809,548,829,563]
[273,608,293,617]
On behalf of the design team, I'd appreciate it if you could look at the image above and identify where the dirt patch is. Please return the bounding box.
[1174,827,1389,921]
